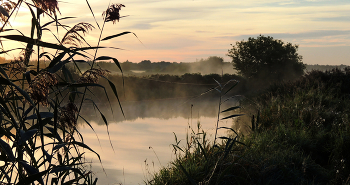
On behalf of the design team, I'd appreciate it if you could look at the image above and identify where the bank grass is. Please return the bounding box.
[146,68,350,184]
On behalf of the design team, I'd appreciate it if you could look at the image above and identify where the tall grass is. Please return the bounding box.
[147,68,350,184]
[146,78,244,185]
[0,1,136,184]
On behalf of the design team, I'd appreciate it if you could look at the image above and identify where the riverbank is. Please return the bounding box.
[146,68,350,184]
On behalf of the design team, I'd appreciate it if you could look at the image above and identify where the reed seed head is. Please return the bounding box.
[61,22,95,47]
[28,71,58,106]
[0,0,16,24]
[59,102,78,132]
[6,57,26,74]
[33,0,59,15]
[77,68,110,84]
[102,3,125,24]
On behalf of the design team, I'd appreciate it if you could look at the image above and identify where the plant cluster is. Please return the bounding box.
[146,79,245,185]
[0,0,136,184]
[228,35,305,84]
[147,68,350,184]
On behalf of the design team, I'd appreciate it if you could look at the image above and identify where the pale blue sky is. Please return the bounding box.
[3,0,350,65]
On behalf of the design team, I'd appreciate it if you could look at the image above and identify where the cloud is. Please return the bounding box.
[313,16,350,22]
[125,23,155,30]
[223,30,350,41]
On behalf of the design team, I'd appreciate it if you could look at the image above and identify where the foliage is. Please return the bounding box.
[88,73,247,102]
[0,1,135,184]
[227,35,305,83]
[147,68,350,184]
[74,56,234,75]
[146,78,244,185]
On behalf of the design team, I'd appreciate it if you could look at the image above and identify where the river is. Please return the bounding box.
[77,98,245,184]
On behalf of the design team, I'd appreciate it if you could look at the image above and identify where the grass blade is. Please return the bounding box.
[221,114,244,120]
[0,35,71,52]
[177,163,197,185]
[221,106,240,113]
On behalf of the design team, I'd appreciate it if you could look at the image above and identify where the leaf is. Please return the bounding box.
[48,60,71,73]
[0,138,15,161]
[221,106,241,113]
[39,52,53,60]
[101,31,133,41]
[48,51,67,69]
[50,166,72,174]
[0,76,11,85]
[213,78,222,88]
[0,35,71,52]
[16,170,49,185]
[95,56,122,73]
[218,127,238,135]
[0,48,25,54]
[171,144,184,153]
[196,140,207,161]
[19,129,38,145]
[0,66,9,79]
[26,2,41,37]
[0,167,11,183]
[177,163,197,185]
[78,115,101,147]
[87,100,115,152]
[93,178,98,185]
[70,141,102,163]
[26,112,54,120]
[69,83,106,89]
[218,136,232,140]
[23,106,34,118]
[105,78,125,118]
[43,149,52,164]
[0,126,12,140]
[224,81,239,95]
[42,17,76,28]
[62,65,74,82]
[19,161,39,174]
[11,81,35,106]
[221,114,244,120]
[0,5,9,17]
[45,127,63,143]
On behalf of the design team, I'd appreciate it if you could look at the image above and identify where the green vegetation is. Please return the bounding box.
[92,73,247,102]
[0,1,132,184]
[228,35,305,85]
[146,68,350,184]
[72,56,235,75]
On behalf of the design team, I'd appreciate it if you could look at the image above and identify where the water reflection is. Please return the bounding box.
[77,97,244,184]
[80,97,239,124]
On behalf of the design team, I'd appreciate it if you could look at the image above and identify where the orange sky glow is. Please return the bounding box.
[1,0,350,65]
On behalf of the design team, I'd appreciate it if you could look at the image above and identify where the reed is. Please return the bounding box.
[0,1,136,184]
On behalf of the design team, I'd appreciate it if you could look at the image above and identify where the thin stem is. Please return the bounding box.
[76,5,109,121]
[213,88,222,146]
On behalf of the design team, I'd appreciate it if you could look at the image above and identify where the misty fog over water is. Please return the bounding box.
[80,96,242,124]
[77,96,244,184]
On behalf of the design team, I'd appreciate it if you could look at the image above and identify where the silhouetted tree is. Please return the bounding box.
[139,60,152,70]
[228,35,305,83]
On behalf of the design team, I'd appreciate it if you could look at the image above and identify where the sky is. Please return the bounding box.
[2,0,350,65]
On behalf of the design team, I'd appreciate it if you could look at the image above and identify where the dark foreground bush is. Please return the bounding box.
[146,68,350,184]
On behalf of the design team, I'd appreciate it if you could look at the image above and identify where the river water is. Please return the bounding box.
[77,98,245,184]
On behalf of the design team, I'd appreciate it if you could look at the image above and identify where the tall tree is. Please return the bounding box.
[228,35,305,83]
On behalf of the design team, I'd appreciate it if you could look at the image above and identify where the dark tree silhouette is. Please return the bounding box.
[228,35,305,83]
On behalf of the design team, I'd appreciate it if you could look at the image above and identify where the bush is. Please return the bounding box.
[228,35,305,84]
